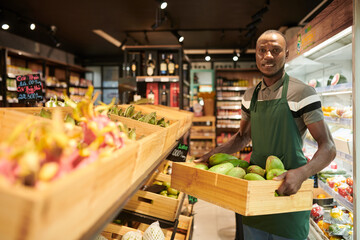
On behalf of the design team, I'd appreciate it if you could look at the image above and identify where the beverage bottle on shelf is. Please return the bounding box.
[130,54,137,77]
[173,85,179,107]
[146,53,155,76]
[160,54,168,75]
[148,86,155,103]
[160,85,168,105]
[168,54,175,75]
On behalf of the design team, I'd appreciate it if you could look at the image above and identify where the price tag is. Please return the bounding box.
[16,74,43,102]
[145,77,154,82]
[166,143,189,162]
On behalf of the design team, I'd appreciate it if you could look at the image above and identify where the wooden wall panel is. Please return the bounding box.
[287,0,353,61]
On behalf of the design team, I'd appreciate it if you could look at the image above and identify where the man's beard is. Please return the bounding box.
[261,66,285,78]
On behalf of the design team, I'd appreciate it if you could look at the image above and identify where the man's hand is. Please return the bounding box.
[273,168,308,196]
[193,157,208,163]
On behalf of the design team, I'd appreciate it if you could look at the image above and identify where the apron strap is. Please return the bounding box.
[250,81,262,111]
[281,73,290,101]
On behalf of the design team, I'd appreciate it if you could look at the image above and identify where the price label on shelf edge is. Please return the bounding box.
[166,143,189,162]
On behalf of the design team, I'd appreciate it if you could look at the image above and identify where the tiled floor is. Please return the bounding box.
[192,199,236,240]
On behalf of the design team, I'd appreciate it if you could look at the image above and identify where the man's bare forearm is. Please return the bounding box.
[201,122,251,161]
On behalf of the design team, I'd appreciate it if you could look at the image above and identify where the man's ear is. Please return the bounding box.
[286,49,289,58]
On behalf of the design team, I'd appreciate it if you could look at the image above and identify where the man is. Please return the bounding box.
[196,30,336,239]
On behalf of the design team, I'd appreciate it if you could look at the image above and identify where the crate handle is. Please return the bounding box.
[138,196,154,204]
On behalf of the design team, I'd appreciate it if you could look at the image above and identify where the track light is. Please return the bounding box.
[251,6,269,20]
[233,50,239,61]
[30,23,36,30]
[171,30,184,43]
[205,50,211,61]
[160,1,168,9]
[246,18,262,30]
[1,23,9,30]
[245,27,257,38]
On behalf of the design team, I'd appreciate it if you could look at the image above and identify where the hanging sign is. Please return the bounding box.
[166,143,189,162]
[16,74,43,102]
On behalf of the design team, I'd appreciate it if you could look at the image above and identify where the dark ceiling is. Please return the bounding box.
[0,0,328,61]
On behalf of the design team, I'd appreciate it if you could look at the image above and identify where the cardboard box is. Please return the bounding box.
[171,162,314,216]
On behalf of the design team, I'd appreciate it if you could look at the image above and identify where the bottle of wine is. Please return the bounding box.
[173,85,178,107]
[130,54,137,77]
[146,53,155,76]
[148,86,155,103]
[168,54,175,75]
[160,85,168,105]
[160,54,168,75]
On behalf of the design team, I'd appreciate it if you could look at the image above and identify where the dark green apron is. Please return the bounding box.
[242,74,310,240]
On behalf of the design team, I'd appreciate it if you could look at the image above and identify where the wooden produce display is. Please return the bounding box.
[3,106,73,118]
[171,162,314,216]
[101,215,193,240]
[119,104,190,141]
[0,110,140,240]
[124,172,185,222]
[109,114,167,183]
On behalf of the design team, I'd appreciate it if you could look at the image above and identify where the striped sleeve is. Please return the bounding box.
[241,87,254,121]
[287,86,324,125]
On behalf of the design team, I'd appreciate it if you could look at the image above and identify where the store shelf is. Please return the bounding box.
[69,84,90,88]
[217,115,241,120]
[324,116,352,127]
[7,87,17,91]
[183,94,190,99]
[46,85,68,89]
[217,125,239,129]
[216,86,247,91]
[80,140,179,240]
[316,83,352,95]
[136,76,179,82]
[308,218,328,240]
[217,105,241,110]
[217,96,242,101]
[305,139,353,166]
[190,134,216,140]
[318,181,353,212]
[183,80,190,87]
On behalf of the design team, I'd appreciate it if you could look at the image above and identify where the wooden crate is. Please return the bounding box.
[124,175,184,221]
[0,109,53,145]
[0,109,140,240]
[101,215,193,240]
[3,107,74,118]
[109,114,167,183]
[140,105,194,137]
[171,162,314,216]
[117,105,180,150]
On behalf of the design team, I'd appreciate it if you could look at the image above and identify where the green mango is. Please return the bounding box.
[244,173,266,181]
[162,181,171,188]
[167,187,179,195]
[266,169,287,180]
[209,153,238,166]
[168,194,178,199]
[194,164,209,170]
[226,167,246,179]
[247,165,266,177]
[160,190,168,196]
[225,159,250,169]
[265,155,285,173]
[208,162,234,175]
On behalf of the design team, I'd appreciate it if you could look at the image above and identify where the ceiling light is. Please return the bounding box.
[233,50,239,61]
[30,23,36,30]
[1,23,9,30]
[171,30,184,43]
[205,50,211,61]
[251,6,269,20]
[160,1,168,9]
[93,29,122,47]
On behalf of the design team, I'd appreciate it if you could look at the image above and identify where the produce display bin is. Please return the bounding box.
[171,162,314,216]
[119,104,184,141]
[138,105,194,137]
[0,109,141,240]
[124,172,185,221]
[109,114,167,183]
[101,215,193,240]
[4,107,74,118]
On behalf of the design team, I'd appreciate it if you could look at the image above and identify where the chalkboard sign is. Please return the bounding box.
[16,74,43,102]
[166,143,189,162]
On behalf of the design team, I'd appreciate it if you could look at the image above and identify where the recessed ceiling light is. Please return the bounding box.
[2,24,10,30]
[160,1,168,9]
[30,23,36,30]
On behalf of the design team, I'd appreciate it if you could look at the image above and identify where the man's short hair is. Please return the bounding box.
[257,30,287,48]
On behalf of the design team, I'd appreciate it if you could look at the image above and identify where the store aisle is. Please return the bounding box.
[192,199,236,240]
